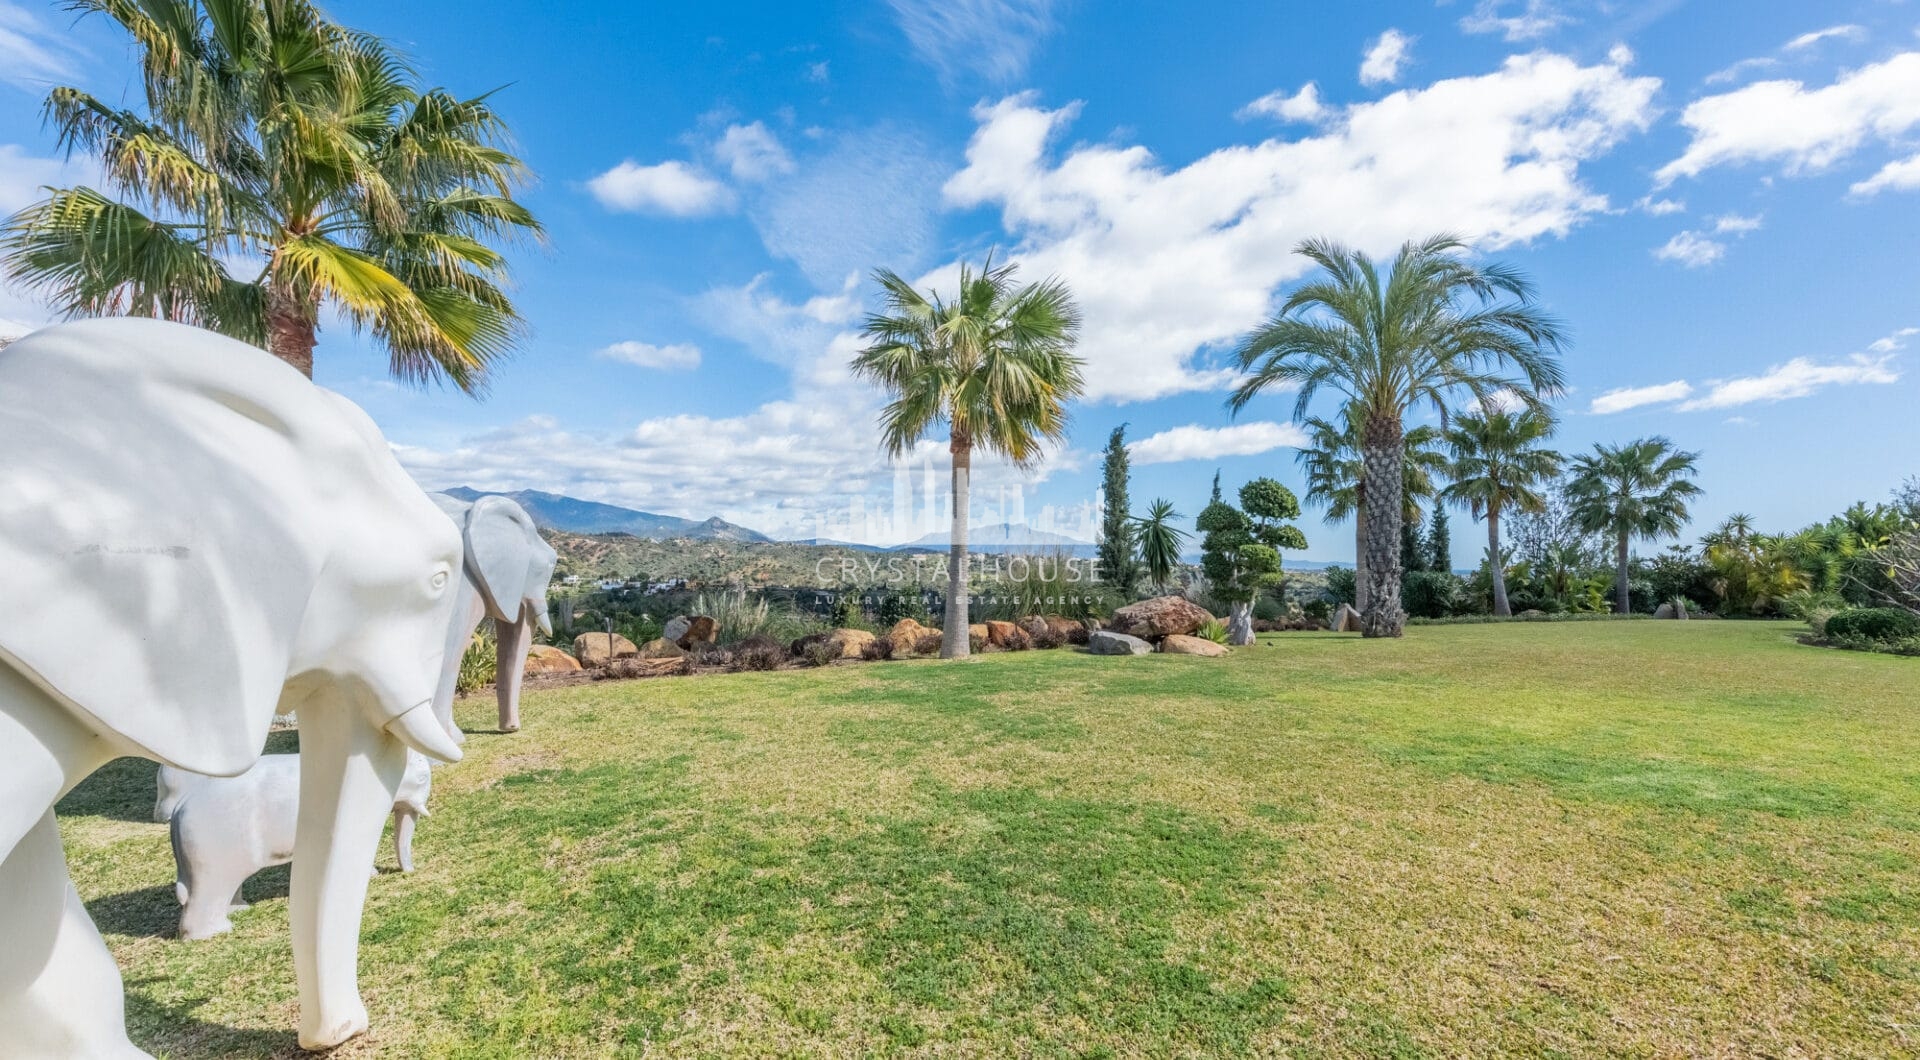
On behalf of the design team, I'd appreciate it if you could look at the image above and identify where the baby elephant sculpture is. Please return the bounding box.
[170,753,433,940]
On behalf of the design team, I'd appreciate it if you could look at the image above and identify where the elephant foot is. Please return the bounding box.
[298,999,370,1052]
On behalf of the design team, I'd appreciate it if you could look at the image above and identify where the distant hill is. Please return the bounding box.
[441,487,772,542]
[891,523,1096,556]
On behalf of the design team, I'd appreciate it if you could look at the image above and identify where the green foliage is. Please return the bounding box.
[1131,498,1189,594]
[1824,608,1920,644]
[454,633,497,694]
[1324,566,1356,606]
[831,591,862,628]
[2,0,542,389]
[1195,618,1230,645]
[1566,437,1703,612]
[1196,479,1304,608]
[1401,570,1465,619]
[1098,425,1139,595]
[1427,506,1452,573]
[801,639,841,668]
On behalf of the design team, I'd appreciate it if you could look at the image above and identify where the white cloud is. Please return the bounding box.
[1652,230,1725,267]
[1850,152,1920,196]
[1713,212,1763,233]
[1635,195,1686,215]
[1131,422,1310,466]
[1589,379,1692,413]
[1677,354,1900,410]
[1706,57,1779,86]
[715,122,794,182]
[1239,83,1326,123]
[588,160,734,216]
[1868,326,1919,353]
[1658,52,1920,184]
[1459,0,1570,42]
[943,52,1659,402]
[1360,30,1414,87]
[752,125,944,289]
[807,61,830,84]
[0,2,79,89]
[594,341,702,371]
[886,0,1058,86]
[1784,25,1865,52]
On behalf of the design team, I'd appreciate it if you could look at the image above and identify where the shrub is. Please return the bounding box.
[1031,627,1065,649]
[801,639,841,668]
[914,630,945,655]
[690,642,730,668]
[1195,618,1229,645]
[1323,566,1356,606]
[1003,628,1032,651]
[1065,622,1091,646]
[728,637,786,672]
[1302,599,1331,621]
[1824,607,1920,644]
[454,635,495,694]
[1402,570,1465,619]
[859,638,895,661]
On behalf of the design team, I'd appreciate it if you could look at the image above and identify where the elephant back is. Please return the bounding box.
[0,319,336,775]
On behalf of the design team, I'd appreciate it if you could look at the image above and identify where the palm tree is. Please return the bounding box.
[1231,235,1566,637]
[1296,407,1448,613]
[852,258,1083,658]
[1565,437,1703,613]
[1,0,539,390]
[1131,498,1188,594]
[1441,406,1563,616]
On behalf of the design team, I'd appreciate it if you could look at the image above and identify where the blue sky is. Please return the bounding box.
[3,0,1918,564]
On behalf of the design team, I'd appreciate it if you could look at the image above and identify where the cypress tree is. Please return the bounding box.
[1427,505,1452,573]
[1098,425,1139,594]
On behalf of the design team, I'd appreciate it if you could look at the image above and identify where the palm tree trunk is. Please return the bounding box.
[1489,506,1511,617]
[1354,503,1370,613]
[1615,530,1631,614]
[942,440,971,658]
[1360,416,1405,638]
[266,287,319,378]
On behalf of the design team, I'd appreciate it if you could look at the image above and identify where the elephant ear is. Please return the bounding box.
[0,320,327,775]
[464,496,541,622]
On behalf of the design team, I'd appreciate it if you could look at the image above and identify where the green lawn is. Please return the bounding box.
[58,621,1920,1057]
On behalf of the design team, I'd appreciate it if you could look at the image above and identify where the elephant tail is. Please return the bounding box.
[169,812,190,905]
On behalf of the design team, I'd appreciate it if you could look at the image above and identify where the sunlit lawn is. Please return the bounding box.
[59,620,1920,1057]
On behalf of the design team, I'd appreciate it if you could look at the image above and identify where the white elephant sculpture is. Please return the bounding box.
[430,493,558,738]
[170,752,432,940]
[0,319,464,1055]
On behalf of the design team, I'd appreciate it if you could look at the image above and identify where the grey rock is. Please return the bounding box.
[662,616,691,643]
[1087,631,1153,656]
[1332,604,1362,633]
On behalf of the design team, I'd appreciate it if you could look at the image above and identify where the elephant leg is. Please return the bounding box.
[0,665,119,863]
[177,861,249,941]
[0,812,150,1058]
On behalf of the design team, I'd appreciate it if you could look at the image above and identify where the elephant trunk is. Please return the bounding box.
[291,692,409,1051]
[494,609,533,733]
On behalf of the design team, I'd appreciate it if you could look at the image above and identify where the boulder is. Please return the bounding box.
[1018,615,1050,637]
[985,620,1019,647]
[1087,630,1153,656]
[1109,596,1213,640]
[573,631,638,668]
[676,615,719,648]
[827,628,876,659]
[1331,604,1362,633]
[1159,634,1228,658]
[1655,601,1689,620]
[603,656,688,680]
[968,623,989,645]
[524,645,582,675]
[1518,609,1546,619]
[636,638,686,659]
[886,618,933,655]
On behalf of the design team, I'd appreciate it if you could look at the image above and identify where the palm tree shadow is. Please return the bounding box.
[121,976,303,1058]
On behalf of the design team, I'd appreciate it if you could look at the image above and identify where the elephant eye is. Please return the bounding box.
[430,570,450,592]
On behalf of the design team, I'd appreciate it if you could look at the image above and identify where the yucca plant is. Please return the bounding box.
[2,0,540,389]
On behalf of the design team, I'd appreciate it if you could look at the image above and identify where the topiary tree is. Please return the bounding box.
[1197,478,1308,645]
[1097,425,1140,596]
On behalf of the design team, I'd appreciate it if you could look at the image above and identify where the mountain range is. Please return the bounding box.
[440,488,772,542]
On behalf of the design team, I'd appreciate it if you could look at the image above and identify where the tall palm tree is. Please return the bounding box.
[853,258,1083,658]
[1565,437,1703,613]
[1441,406,1563,616]
[1231,235,1566,637]
[1131,498,1188,594]
[1295,407,1447,612]
[1,0,539,390]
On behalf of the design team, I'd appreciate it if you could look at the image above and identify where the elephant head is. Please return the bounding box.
[0,318,461,1052]
[430,493,557,737]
